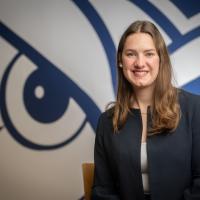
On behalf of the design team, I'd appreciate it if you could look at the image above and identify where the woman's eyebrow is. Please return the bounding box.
[123,49,137,52]
[144,49,156,52]
[124,48,156,52]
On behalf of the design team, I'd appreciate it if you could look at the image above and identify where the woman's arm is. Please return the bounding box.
[184,95,200,199]
[91,114,120,200]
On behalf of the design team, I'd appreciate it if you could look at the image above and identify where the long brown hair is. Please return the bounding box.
[111,20,180,134]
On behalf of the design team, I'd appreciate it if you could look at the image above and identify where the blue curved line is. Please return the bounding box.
[181,76,200,95]
[0,23,51,67]
[0,52,89,150]
[73,0,117,94]
[169,0,200,19]
[129,1,200,54]
[0,22,102,150]
[168,26,200,53]
[0,22,101,131]
[130,0,182,40]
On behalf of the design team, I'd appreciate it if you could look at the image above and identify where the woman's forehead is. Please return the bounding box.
[123,33,156,51]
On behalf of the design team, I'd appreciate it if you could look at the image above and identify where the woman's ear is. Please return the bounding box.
[119,63,123,68]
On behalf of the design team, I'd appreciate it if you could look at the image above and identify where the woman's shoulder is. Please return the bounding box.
[95,108,114,137]
[98,107,114,123]
[178,89,200,110]
[179,89,200,103]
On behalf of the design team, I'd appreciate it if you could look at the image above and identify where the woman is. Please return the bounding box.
[91,20,200,200]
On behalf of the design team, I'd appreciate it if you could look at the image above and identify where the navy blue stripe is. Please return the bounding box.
[130,0,182,40]
[0,52,89,150]
[0,22,101,129]
[168,26,200,53]
[0,22,45,63]
[129,1,200,57]
[0,22,102,149]
[170,0,200,18]
[73,0,117,93]
[182,77,200,95]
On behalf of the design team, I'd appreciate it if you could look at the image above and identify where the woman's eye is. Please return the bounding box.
[126,53,136,57]
[146,52,154,57]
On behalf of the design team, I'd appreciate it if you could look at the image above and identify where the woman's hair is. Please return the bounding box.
[110,20,180,134]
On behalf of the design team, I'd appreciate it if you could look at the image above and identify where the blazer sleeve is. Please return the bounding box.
[184,95,200,199]
[91,114,120,200]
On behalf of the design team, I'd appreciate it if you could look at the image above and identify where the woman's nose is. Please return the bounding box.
[135,55,145,68]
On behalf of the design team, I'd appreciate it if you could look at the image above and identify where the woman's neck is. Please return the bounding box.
[132,87,154,112]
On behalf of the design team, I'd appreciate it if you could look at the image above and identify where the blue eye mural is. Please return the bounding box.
[0,0,118,151]
[0,22,101,150]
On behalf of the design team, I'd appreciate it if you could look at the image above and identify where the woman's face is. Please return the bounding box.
[121,33,160,91]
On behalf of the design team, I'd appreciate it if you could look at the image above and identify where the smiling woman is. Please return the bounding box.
[92,20,200,200]
[114,20,180,135]
[121,33,160,90]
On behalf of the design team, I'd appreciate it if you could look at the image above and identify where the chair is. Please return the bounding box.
[82,163,95,200]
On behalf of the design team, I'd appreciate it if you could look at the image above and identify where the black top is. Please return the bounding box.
[92,90,200,200]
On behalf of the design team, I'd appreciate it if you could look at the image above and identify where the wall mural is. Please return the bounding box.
[0,0,199,199]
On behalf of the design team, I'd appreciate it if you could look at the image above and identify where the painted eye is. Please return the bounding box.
[0,23,101,150]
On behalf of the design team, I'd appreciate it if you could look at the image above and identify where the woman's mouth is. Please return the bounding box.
[132,70,148,77]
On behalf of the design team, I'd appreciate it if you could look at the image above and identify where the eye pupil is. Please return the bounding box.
[34,85,45,99]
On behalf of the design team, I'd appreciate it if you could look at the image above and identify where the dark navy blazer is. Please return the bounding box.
[92,90,200,200]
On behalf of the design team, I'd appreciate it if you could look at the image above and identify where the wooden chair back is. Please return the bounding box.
[82,163,95,200]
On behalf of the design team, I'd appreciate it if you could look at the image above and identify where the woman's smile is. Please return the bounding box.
[132,70,149,78]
